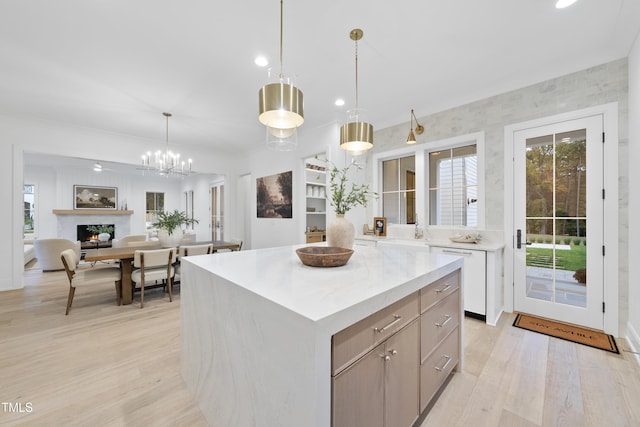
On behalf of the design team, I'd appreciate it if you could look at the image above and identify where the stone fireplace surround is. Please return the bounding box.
[54,210,132,242]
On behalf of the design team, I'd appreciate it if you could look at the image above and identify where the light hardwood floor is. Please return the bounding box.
[1,267,639,426]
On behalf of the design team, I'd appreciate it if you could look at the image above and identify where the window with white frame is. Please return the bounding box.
[428,145,477,226]
[382,156,416,224]
[145,192,164,229]
[24,184,35,236]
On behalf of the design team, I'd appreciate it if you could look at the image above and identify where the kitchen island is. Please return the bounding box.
[181,244,463,427]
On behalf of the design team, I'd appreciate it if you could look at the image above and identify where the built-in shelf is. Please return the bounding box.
[53,209,134,215]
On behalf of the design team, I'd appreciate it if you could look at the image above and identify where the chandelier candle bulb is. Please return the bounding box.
[139,112,193,177]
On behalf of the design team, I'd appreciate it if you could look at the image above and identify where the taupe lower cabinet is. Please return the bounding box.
[331,269,462,427]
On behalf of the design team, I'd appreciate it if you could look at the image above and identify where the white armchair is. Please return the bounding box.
[34,238,81,272]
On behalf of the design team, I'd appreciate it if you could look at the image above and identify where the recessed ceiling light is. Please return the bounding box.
[254,56,268,67]
[335,98,345,107]
[556,0,578,9]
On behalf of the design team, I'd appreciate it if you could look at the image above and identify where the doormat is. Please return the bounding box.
[513,313,619,354]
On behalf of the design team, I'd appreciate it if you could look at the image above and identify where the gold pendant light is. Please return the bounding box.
[406,109,424,144]
[340,29,373,155]
[258,0,304,151]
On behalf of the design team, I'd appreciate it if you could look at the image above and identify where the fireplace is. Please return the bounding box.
[77,224,115,242]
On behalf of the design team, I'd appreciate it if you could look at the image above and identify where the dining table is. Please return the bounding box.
[83,240,241,305]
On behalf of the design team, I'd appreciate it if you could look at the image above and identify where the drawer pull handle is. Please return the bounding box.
[442,249,472,256]
[435,284,452,293]
[374,315,402,333]
[435,314,452,328]
[434,355,452,372]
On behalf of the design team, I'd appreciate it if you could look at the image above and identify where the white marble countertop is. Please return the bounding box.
[184,243,463,326]
[355,234,505,251]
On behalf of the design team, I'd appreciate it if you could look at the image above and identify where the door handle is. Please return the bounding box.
[516,229,522,249]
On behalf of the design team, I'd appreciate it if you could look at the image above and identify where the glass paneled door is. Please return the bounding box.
[513,116,603,329]
[211,183,224,241]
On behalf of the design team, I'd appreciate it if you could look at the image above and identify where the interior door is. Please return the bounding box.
[513,115,603,329]
[210,184,224,241]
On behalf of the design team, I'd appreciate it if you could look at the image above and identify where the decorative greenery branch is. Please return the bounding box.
[318,157,377,215]
[86,224,114,234]
[152,209,199,235]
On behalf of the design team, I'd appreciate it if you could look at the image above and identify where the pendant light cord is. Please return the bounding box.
[354,36,359,111]
[279,0,284,80]
[163,112,172,156]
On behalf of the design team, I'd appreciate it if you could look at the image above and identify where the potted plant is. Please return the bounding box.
[321,158,377,249]
[86,224,114,242]
[152,209,199,247]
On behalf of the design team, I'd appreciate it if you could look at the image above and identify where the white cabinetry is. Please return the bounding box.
[305,159,326,243]
[430,246,486,319]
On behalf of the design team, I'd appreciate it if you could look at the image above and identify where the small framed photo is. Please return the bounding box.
[74,185,117,209]
[374,217,387,236]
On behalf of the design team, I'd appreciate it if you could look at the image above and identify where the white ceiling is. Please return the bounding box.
[3,0,640,157]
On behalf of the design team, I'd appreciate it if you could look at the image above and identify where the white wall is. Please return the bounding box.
[627,33,640,350]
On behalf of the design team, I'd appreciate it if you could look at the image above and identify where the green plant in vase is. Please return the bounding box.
[317,157,377,249]
[152,209,198,235]
[152,209,199,247]
[86,224,114,242]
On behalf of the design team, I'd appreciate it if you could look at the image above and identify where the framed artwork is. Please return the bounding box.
[74,185,117,209]
[256,171,293,218]
[374,217,387,236]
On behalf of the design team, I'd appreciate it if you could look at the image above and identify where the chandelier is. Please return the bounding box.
[258,0,304,151]
[340,29,373,155]
[140,112,192,177]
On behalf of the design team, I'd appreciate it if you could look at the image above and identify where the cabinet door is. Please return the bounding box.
[385,320,420,427]
[431,246,486,316]
[332,343,385,427]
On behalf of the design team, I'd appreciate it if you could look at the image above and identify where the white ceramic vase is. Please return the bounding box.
[98,232,111,242]
[326,214,355,249]
[157,227,183,248]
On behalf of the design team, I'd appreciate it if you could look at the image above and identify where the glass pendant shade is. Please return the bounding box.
[259,81,304,130]
[266,125,297,151]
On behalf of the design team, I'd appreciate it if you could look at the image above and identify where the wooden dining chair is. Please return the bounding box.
[60,249,122,315]
[131,248,176,308]
[174,243,213,285]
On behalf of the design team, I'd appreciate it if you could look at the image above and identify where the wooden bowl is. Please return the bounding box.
[296,246,354,268]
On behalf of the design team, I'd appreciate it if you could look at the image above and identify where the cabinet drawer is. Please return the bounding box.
[420,327,460,412]
[420,270,460,313]
[332,292,419,375]
[421,289,460,360]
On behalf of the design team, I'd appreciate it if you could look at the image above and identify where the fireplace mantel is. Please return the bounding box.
[53,209,134,215]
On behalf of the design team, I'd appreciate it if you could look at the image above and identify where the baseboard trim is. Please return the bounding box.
[626,321,640,365]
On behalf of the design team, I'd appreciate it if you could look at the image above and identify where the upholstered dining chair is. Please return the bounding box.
[60,249,122,315]
[214,238,243,253]
[230,238,243,251]
[174,243,213,285]
[131,248,176,308]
